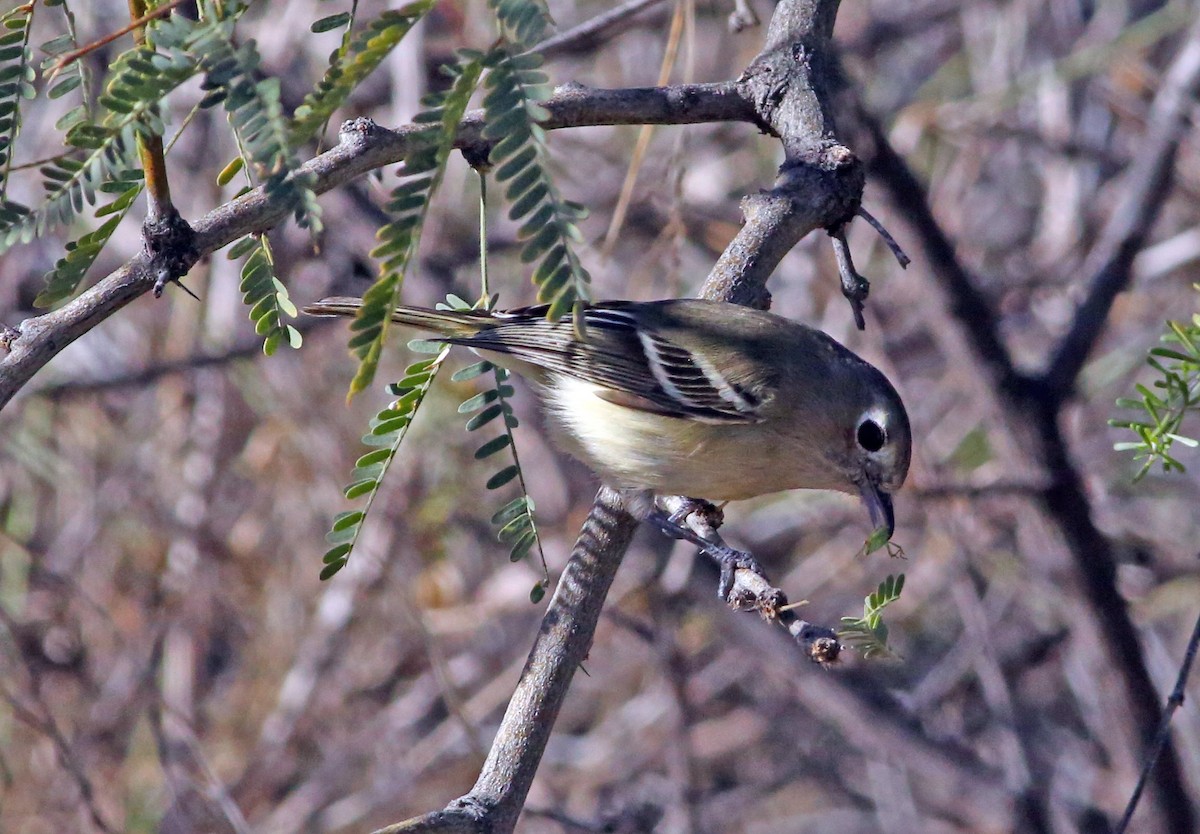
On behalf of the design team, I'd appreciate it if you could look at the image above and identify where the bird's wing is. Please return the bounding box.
[445,303,773,424]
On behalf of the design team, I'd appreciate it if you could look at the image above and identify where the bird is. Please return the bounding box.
[305,297,911,591]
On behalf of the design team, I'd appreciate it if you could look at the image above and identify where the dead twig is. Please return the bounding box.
[1115,607,1200,834]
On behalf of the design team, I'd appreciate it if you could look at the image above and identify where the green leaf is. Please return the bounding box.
[320,560,347,580]
[35,212,123,307]
[497,513,530,543]
[0,2,30,189]
[311,12,352,33]
[486,464,520,490]
[344,479,377,500]
[291,3,436,147]
[491,496,530,527]
[1114,298,1200,480]
[323,542,352,563]
[235,237,302,355]
[216,155,244,185]
[481,46,591,325]
[355,449,392,468]
[331,510,365,532]
[320,344,452,578]
[838,574,905,660]
[408,338,445,354]
[1150,347,1198,363]
[459,388,501,413]
[474,434,512,458]
[466,403,504,431]
[508,530,537,562]
[487,0,552,47]
[345,52,483,395]
[452,360,494,381]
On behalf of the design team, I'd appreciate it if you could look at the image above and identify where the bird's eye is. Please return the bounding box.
[857,419,886,452]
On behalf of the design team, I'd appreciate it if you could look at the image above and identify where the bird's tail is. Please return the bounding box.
[303,296,492,338]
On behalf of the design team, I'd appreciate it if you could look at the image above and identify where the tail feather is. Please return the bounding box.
[303,296,491,338]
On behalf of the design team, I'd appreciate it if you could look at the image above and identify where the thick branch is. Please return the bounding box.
[741,0,842,162]
[0,82,757,413]
[702,177,858,309]
[845,63,1199,834]
[717,0,864,310]
[1043,17,1200,399]
[391,2,865,832]
[844,102,1027,399]
[376,487,637,834]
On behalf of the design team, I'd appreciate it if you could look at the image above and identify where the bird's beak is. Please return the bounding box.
[859,481,895,540]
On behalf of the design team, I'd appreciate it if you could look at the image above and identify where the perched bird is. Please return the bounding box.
[305,298,911,585]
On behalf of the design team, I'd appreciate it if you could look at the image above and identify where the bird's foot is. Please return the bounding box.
[647,502,764,602]
[712,546,764,602]
[647,497,840,664]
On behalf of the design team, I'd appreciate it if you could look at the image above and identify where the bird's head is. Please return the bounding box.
[825,366,911,539]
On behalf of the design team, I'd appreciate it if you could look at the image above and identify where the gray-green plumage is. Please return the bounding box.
[305,298,911,526]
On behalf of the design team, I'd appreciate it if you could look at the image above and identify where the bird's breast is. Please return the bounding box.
[541,376,842,500]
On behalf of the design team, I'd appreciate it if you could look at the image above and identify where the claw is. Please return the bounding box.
[646,507,762,602]
[716,549,762,600]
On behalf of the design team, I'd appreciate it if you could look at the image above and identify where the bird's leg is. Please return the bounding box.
[646,496,840,664]
[651,496,765,601]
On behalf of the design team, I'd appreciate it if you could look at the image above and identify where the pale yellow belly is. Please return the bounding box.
[541,377,840,500]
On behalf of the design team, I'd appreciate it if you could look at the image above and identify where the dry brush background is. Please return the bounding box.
[1,0,1199,832]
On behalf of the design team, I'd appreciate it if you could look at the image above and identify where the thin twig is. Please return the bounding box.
[47,0,191,81]
[7,151,72,173]
[658,496,841,661]
[125,0,178,232]
[534,0,667,61]
[0,642,117,834]
[600,0,687,261]
[1042,17,1200,400]
[831,228,868,330]
[0,82,759,412]
[858,206,911,268]
[1115,607,1200,834]
[729,0,761,33]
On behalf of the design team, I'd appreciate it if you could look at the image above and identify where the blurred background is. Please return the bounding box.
[1,0,1199,832]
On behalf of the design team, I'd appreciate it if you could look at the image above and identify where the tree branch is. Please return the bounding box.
[535,0,667,62]
[844,43,1200,833]
[0,83,758,413]
[1042,17,1200,400]
[4,3,868,829]
[375,486,637,834]
[1116,606,1200,834]
[377,1,867,830]
[710,0,863,310]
